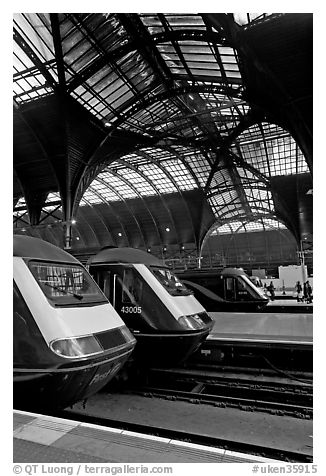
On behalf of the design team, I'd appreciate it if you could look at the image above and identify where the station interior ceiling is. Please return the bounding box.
[13,13,313,265]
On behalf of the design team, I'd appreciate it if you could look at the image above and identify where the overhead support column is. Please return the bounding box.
[64,220,72,250]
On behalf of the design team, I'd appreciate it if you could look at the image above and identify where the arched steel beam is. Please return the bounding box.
[94,174,147,248]
[72,205,102,249]
[110,160,163,245]
[136,150,190,247]
[14,103,62,221]
[77,197,114,247]
[67,27,230,93]
[202,13,312,170]
[49,14,67,92]
[208,182,271,198]
[83,185,131,247]
[216,207,277,222]
[226,148,270,185]
[199,211,288,257]
[109,84,244,133]
[13,29,58,90]
[76,153,186,248]
[163,145,203,189]
[140,153,199,249]
[157,15,195,80]
[204,109,263,191]
[74,85,245,197]
[114,157,180,246]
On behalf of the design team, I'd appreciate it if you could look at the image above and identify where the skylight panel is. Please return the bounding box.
[235,123,308,177]
[115,169,157,196]
[246,221,265,231]
[165,14,205,28]
[210,169,232,188]
[80,190,103,205]
[162,160,198,191]
[139,164,178,194]
[183,153,211,187]
[216,221,245,234]
[208,195,242,219]
[98,173,138,199]
[14,14,54,63]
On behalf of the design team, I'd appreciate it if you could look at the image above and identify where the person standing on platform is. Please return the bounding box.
[303,281,308,302]
[268,281,275,301]
[306,281,313,303]
[295,281,303,302]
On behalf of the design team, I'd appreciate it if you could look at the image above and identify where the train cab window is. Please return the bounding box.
[150,267,192,296]
[29,261,107,306]
[122,268,143,304]
[103,273,111,300]
[91,270,111,300]
[235,277,249,299]
[215,275,225,296]
[225,277,236,300]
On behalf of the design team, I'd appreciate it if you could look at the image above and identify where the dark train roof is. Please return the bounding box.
[88,247,164,267]
[221,267,246,276]
[177,267,246,277]
[13,235,80,263]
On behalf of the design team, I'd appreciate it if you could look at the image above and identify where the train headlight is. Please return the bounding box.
[178,314,204,330]
[50,335,103,358]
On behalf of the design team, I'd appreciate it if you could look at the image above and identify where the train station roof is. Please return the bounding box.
[13,13,312,254]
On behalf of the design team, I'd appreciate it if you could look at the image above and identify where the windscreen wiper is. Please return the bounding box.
[44,282,83,300]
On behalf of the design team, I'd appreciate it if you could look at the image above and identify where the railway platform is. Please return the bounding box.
[208,311,312,345]
[188,311,312,372]
[265,299,313,314]
[13,409,281,463]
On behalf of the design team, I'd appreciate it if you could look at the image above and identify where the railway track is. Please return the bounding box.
[47,409,312,463]
[126,366,313,419]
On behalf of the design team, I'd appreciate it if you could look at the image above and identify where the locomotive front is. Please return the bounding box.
[13,236,136,410]
[89,247,214,365]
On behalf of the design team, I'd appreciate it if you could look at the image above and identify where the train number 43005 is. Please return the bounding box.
[121,306,142,313]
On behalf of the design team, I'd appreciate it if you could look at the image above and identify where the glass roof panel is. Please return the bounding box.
[233,123,308,177]
[208,194,243,219]
[13,14,57,102]
[160,160,198,190]
[212,216,286,234]
[140,13,205,33]
[233,13,275,27]
[14,14,54,63]
[182,151,211,187]
[14,197,26,207]
[80,189,105,205]
[97,173,138,200]
[139,164,178,194]
[123,99,181,133]
[164,14,206,28]
[114,169,157,196]
[43,192,62,212]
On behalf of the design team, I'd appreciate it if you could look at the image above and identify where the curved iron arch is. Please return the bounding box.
[107,84,244,133]
[199,212,290,259]
[137,149,195,247]
[95,171,153,248]
[67,27,234,94]
[82,184,131,247]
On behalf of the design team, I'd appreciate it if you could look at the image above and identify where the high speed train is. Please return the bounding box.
[13,236,136,410]
[176,267,269,312]
[88,247,214,365]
